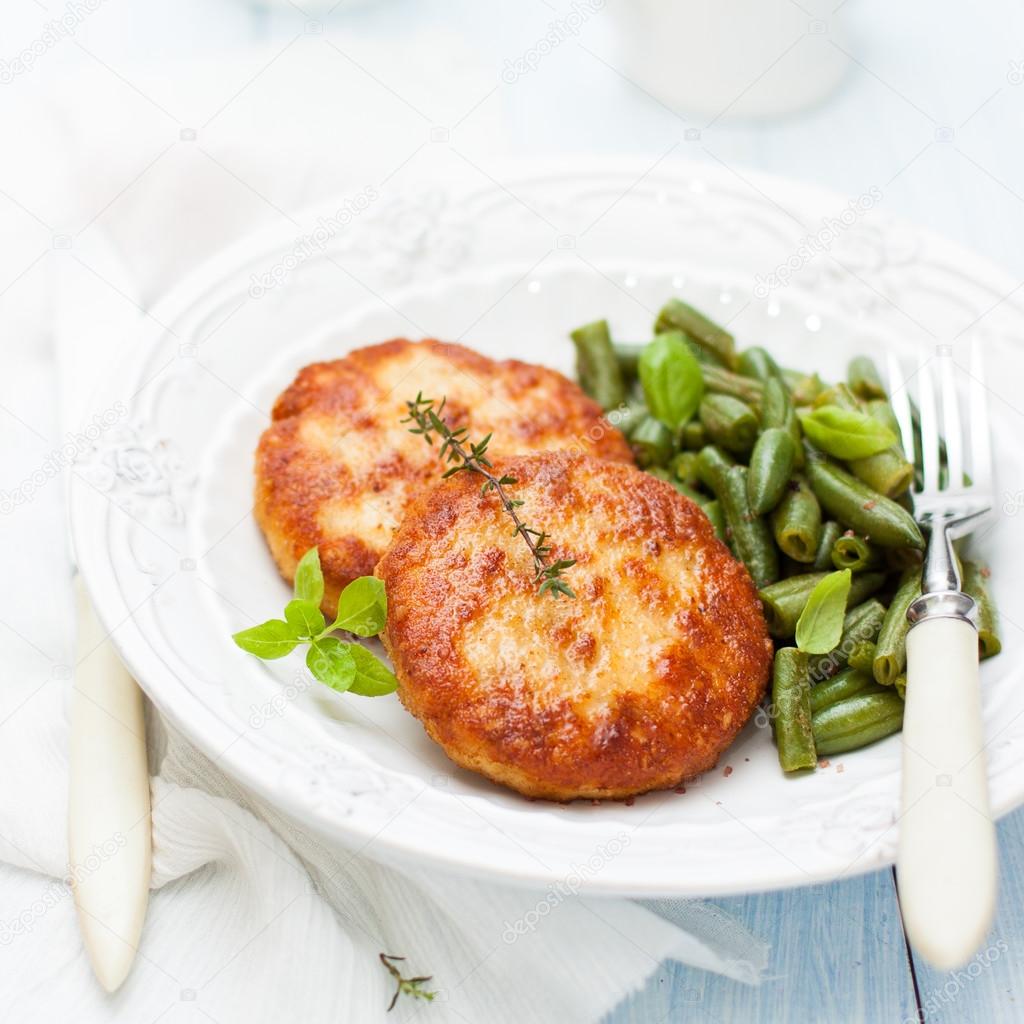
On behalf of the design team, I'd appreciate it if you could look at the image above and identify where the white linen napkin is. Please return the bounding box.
[0,46,768,1024]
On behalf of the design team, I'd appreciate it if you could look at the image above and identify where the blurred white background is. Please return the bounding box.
[3,0,1024,337]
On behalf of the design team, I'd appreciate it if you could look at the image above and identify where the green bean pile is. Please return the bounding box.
[569,299,1001,775]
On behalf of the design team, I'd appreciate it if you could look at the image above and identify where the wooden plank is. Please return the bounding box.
[607,869,917,1023]
[908,805,1024,1023]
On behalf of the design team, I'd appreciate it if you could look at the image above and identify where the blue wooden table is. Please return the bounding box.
[607,806,1024,1023]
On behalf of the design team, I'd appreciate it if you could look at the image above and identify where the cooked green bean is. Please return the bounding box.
[771,476,822,563]
[804,449,925,549]
[759,573,828,637]
[780,555,808,578]
[671,451,701,488]
[701,364,765,407]
[681,420,707,450]
[894,674,907,700]
[611,397,648,439]
[812,691,904,755]
[759,572,885,639]
[737,346,781,381]
[789,373,826,407]
[962,560,1002,659]
[699,394,759,456]
[629,415,674,468]
[873,568,921,685]
[570,319,627,411]
[747,428,797,515]
[847,640,877,674]
[612,342,644,380]
[812,521,843,571]
[865,398,900,434]
[647,467,704,503]
[831,533,883,573]
[808,597,887,683]
[885,545,923,573]
[702,499,727,543]
[812,383,860,411]
[771,648,817,772]
[848,401,914,497]
[809,667,883,715]
[695,444,735,493]
[762,376,803,468]
[719,466,779,588]
[847,356,888,401]
[654,299,736,368]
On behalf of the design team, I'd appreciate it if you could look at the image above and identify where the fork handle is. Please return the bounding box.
[897,612,997,969]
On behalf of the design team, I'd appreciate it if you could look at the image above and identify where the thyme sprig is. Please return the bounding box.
[402,393,576,598]
[379,953,436,1012]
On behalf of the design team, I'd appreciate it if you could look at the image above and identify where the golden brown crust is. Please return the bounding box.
[255,339,633,615]
[376,452,773,801]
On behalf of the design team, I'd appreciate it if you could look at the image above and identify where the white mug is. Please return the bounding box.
[608,0,849,121]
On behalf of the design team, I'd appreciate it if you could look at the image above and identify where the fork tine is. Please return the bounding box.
[939,348,964,491]
[886,353,914,458]
[917,350,941,493]
[969,340,993,494]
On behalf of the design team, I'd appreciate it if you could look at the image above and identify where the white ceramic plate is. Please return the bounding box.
[70,158,1024,896]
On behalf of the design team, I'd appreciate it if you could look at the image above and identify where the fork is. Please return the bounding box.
[888,346,997,970]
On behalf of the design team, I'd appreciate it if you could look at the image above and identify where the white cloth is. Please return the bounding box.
[0,41,768,1024]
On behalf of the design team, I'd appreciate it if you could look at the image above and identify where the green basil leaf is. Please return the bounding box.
[293,547,325,605]
[795,569,852,654]
[233,619,302,659]
[638,331,705,431]
[798,405,896,459]
[346,643,398,696]
[284,598,325,638]
[306,637,356,692]
[330,576,387,636]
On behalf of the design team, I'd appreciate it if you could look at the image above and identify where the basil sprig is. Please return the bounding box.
[638,330,705,432]
[795,569,852,655]
[797,405,896,460]
[233,548,396,696]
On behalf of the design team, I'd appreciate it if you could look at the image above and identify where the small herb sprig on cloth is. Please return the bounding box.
[402,393,576,598]
[379,953,436,1012]
[232,547,397,696]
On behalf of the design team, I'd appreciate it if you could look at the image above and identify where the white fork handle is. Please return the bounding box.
[897,616,997,969]
[69,577,152,992]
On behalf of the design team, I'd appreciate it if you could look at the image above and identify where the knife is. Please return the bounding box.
[58,238,153,991]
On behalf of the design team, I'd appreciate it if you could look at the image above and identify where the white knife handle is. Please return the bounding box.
[897,614,997,970]
[69,577,152,992]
